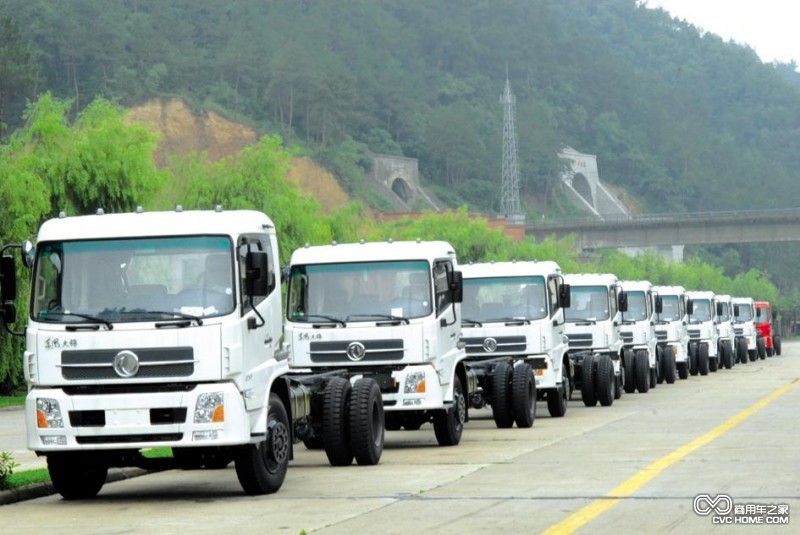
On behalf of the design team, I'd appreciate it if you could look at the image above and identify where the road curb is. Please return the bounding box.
[0,467,154,506]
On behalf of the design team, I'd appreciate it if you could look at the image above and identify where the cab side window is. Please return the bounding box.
[433,261,453,317]
[609,286,618,317]
[547,276,559,316]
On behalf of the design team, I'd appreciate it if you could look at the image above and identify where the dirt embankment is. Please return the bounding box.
[127,99,349,212]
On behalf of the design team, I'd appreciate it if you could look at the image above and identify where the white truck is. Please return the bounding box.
[714,294,735,370]
[0,208,384,500]
[563,273,627,407]
[283,240,468,446]
[652,285,689,381]
[618,280,660,393]
[731,297,757,363]
[460,261,571,424]
[685,290,717,375]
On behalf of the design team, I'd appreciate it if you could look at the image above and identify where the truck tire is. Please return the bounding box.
[689,343,699,376]
[491,361,514,428]
[511,363,536,428]
[596,354,615,407]
[547,375,569,418]
[322,377,354,466]
[48,454,108,500]
[634,350,649,393]
[235,393,290,495]
[775,335,782,355]
[664,351,677,384]
[580,354,597,407]
[433,375,465,446]
[723,341,733,369]
[349,378,384,466]
[748,349,757,362]
[677,360,688,380]
[736,338,747,364]
[302,435,324,449]
[709,348,718,372]
[656,346,665,384]
[623,350,635,394]
[698,344,710,375]
[757,337,766,360]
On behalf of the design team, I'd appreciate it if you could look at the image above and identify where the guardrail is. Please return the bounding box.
[526,208,800,229]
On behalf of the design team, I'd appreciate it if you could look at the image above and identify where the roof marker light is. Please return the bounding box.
[136,206,143,213]
[175,205,183,212]
[215,205,223,213]
[58,211,66,219]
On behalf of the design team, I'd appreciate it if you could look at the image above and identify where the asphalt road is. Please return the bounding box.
[2,343,798,534]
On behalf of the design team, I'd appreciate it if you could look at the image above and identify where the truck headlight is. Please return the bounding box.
[194,392,225,423]
[404,371,426,394]
[36,398,64,428]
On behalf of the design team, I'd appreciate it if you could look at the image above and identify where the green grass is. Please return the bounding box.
[141,447,173,459]
[0,393,25,408]
[1,468,50,490]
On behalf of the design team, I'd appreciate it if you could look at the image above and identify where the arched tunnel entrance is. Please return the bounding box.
[391,177,413,203]
[572,172,594,208]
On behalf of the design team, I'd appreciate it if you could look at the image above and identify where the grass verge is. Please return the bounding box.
[0,394,25,408]
[1,468,50,490]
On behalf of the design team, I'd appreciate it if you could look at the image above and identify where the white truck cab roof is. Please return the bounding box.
[289,240,457,265]
[461,260,561,278]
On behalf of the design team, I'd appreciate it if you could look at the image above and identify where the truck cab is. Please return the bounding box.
[563,273,627,407]
[652,285,690,381]
[754,301,781,357]
[284,240,468,446]
[686,290,718,375]
[1,208,292,499]
[460,261,570,423]
[731,297,758,363]
[714,294,735,369]
[619,280,661,393]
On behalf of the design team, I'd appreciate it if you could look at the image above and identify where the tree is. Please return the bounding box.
[0,16,40,140]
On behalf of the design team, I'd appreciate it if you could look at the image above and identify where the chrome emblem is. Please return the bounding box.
[346,341,366,361]
[112,350,140,378]
[483,337,498,353]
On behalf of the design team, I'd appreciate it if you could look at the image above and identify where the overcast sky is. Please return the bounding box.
[645,0,800,66]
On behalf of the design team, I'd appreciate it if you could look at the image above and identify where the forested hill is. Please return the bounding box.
[2,0,800,215]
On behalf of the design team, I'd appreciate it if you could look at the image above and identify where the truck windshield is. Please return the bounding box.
[689,299,712,322]
[32,236,235,323]
[621,291,648,322]
[287,260,431,322]
[735,305,753,322]
[462,276,547,322]
[565,286,609,321]
[657,295,681,322]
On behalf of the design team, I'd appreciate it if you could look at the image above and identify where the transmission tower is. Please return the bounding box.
[500,73,521,217]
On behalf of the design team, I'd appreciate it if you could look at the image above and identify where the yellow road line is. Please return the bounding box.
[543,379,799,535]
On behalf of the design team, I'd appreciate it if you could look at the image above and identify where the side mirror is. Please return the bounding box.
[280,266,290,284]
[559,283,571,308]
[618,291,628,313]
[686,299,694,315]
[716,302,723,316]
[0,255,17,303]
[655,295,663,314]
[21,240,35,269]
[245,251,270,297]
[733,304,740,316]
[450,270,463,303]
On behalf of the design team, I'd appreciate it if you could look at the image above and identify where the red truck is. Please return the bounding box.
[754,301,782,358]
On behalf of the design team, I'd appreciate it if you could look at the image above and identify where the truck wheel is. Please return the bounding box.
[748,349,757,362]
[757,337,766,360]
[634,350,649,393]
[736,338,747,364]
[511,363,536,428]
[664,351,677,384]
[349,378,384,466]
[596,354,614,406]
[322,377,354,466]
[302,436,324,449]
[677,361,688,380]
[767,343,774,357]
[774,335,782,355]
[491,361,514,428]
[547,376,569,418]
[709,349,718,372]
[580,354,597,407]
[723,341,734,369]
[698,344,710,375]
[48,454,108,500]
[656,346,665,384]
[689,343,699,376]
[623,350,635,393]
[235,393,290,495]
[433,375,465,446]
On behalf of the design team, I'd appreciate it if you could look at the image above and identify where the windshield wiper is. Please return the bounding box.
[566,318,597,325]
[40,311,114,330]
[346,313,410,325]
[118,309,203,326]
[299,314,346,327]
[483,317,531,325]
[461,317,483,327]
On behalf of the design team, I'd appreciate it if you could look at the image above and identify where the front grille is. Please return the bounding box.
[61,347,194,380]
[655,330,668,341]
[62,383,197,396]
[688,329,701,340]
[566,333,593,348]
[463,336,526,355]
[309,339,404,363]
[620,331,634,344]
[734,327,744,336]
[76,433,183,445]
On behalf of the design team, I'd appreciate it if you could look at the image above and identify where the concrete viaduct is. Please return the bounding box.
[525,209,800,251]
